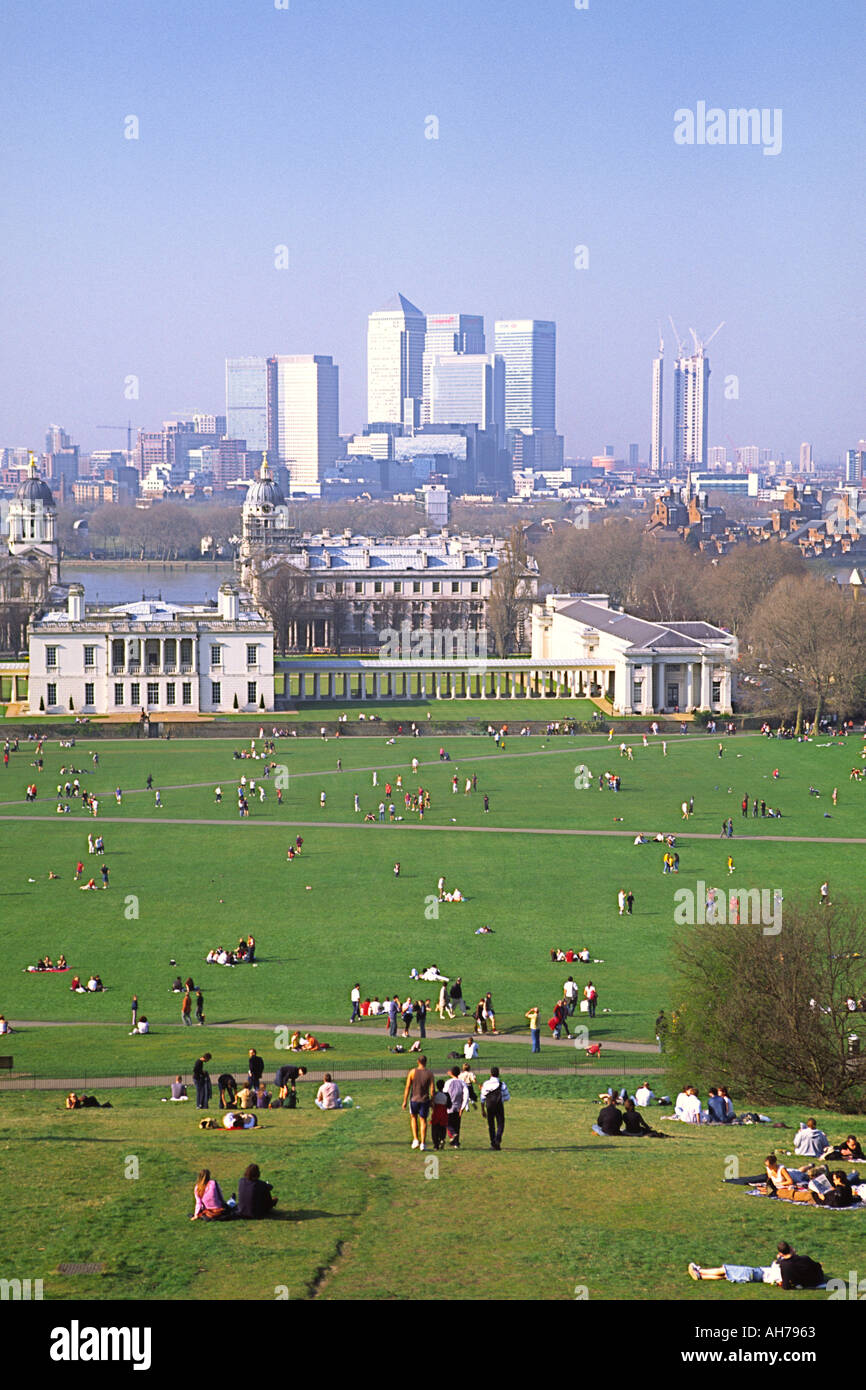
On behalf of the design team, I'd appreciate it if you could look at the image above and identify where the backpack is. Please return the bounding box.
[285,1090,298,1109]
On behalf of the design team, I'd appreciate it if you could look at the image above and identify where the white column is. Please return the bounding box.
[720,666,732,713]
[312,673,321,700]
[495,672,501,698]
[685,663,694,710]
[374,674,382,699]
[700,659,712,708]
[657,661,667,711]
[510,668,518,698]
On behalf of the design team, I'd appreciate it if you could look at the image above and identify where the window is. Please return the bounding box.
[712,680,721,704]
[180,638,193,669]
[182,682,192,706]
[412,581,421,594]
[112,639,125,669]
[470,581,479,594]
[210,644,222,668]
[451,581,459,594]
[84,683,95,707]
[354,581,363,594]
[632,681,642,704]
[211,681,221,705]
[374,581,383,594]
[46,646,58,669]
[432,581,441,594]
[247,681,257,705]
[114,684,123,706]
[393,581,402,594]
[147,682,158,706]
[246,644,257,667]
[165,683,176,705]
[315,582,325,594]
[131,682,140,705]
[335,582,344,595]
[47,682,57,706]
[84,645,96,668]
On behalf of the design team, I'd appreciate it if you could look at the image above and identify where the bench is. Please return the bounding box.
[0,1057,13,1071]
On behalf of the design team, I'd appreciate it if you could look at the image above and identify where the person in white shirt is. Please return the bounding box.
[563,977,579,1015]
[793,1118,830,1157]
[315,1074,342,1110]
[675,1086,701,1123]
[444,1067,469,1147]
[464,1038,479,1061]
[635,1083,654,1107]
[350,983,361,1023]
[480,1067,511,1150]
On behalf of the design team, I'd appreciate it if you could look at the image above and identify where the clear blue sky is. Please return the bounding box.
[0,0,862,462]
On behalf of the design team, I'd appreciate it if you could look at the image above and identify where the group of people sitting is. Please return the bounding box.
[549,947,592,963]
[592,1092,665,1138]
[191,1165,277,1220]
[288,1032,329,1051]
[759,1151,864,1206]
[673,1084,735,1123]
[28,954,68,972]
[69,974,103,992]
[206,936,256,967]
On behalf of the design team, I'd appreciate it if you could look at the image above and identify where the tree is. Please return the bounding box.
[699,541,806,635]
[487,525,533,655]
[259,564,310,653]
[669,900,866,1112]
[745,573,866,733]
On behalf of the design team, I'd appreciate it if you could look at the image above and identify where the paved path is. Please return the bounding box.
[6,1018,657,1052]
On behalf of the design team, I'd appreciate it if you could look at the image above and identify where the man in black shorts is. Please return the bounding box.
[401,1054,435,1151]
[274,1063,307,1105]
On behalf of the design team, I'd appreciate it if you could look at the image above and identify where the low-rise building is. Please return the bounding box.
[28,583,273,716]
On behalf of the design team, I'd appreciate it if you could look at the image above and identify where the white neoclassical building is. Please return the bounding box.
[531,593,737,714]
[28,583,274,716]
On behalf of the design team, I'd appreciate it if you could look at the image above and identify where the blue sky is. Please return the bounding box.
[0,0,863,461]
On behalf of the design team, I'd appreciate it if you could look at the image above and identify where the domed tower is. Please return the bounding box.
[239,454,293,593]
[8,453,59,583]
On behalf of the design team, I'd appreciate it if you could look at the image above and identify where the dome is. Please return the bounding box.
[16,471,55,507]
[244,455,285,511]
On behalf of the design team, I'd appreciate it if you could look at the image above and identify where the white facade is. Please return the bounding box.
[29,584,274,716]
[531,593,737,715]
[428,352,505,446]
[367,294,426,427]
[673,351,710,468]
[650,350,664,471]
[7,455,60,583]
[270,355,339,490]
[421,312,485,422]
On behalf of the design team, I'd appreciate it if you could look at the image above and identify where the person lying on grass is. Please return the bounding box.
[689,1242,825,1288]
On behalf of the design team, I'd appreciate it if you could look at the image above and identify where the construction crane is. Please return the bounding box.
[97,421,134,455]
[688,321,725,355]
[668,316,686,358]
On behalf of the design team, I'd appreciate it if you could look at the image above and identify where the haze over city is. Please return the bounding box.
[1,0,863,460]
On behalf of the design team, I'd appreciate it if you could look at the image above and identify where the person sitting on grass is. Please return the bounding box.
[65,1092,81,1110]
[129,1016,149,1035]
[191,1168,230,1221]
[169,1076,188,1101]
[812,1171,858,1207]
[689,1242,825,1288]
[622,1097,659,1136]
[237,1163,277,1219]
[315,1074,342,1110]
[234,1083,253,1110]
[592,1097,624,1136]
[0,1015,10,1035]
[761,1153,805,1199]
[822,1134,865,1162]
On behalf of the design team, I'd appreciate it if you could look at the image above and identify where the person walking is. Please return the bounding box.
[350,982,361,1023]
[416,998,427,1039]
[444,1066,469,1148]
[626,889,635,915]
[387,994,399,1037]
[584,981,598,1018]
[526,1005,541,1053]
[195,989,205,1025]
[450,977,468,1016]
[131,994,139,1029]
[402,1053,435,1150]
[193,1053,212,1109]
[480,1066,510,1150]
[181,989,193,1027]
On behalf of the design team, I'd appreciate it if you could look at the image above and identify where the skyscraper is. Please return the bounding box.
[421,313,485,422]
[225,357,269,451]
[267,355,339,491]
[493,320,556,432]
[367,294,426,428]
[799,442,814,474]
[673,349,710,469]
[650,345,664,471]
[427,353,505,446]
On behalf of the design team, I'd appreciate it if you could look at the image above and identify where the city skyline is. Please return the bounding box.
[0,0,863,461]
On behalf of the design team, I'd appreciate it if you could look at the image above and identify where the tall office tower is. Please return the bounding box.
[800,442,814,474]
[367,294,426,428]
[45,424,70,454]
[493,320,556,432]
[267,355,339,491]
[845,444,866,485]
[226,357,269,452]
[628,443,639,471]
[427,353,505,445]
[421,313,485,422]
[650,345,664,471]
[672,349,710,469]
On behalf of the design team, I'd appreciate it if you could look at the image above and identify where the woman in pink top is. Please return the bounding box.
[191,1168,228,1220]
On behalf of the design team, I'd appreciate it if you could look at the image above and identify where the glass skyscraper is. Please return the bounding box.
[493,320,556,431]
[225,357,269,451]
[421,312,485,422]
[367,294,426,428]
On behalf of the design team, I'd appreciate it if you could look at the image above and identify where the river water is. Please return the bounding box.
[63,563,237,605]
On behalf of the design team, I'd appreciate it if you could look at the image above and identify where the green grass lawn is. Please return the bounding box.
[3,725,866,1302]
[1,1084,861,1302]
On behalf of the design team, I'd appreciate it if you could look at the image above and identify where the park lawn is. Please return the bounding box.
[0,1083,861,1302]
[2,732,866,1056]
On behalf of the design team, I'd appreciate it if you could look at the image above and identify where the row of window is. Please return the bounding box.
[46,643,261,671]
[44,680,259,709]
[314,580,481,596]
